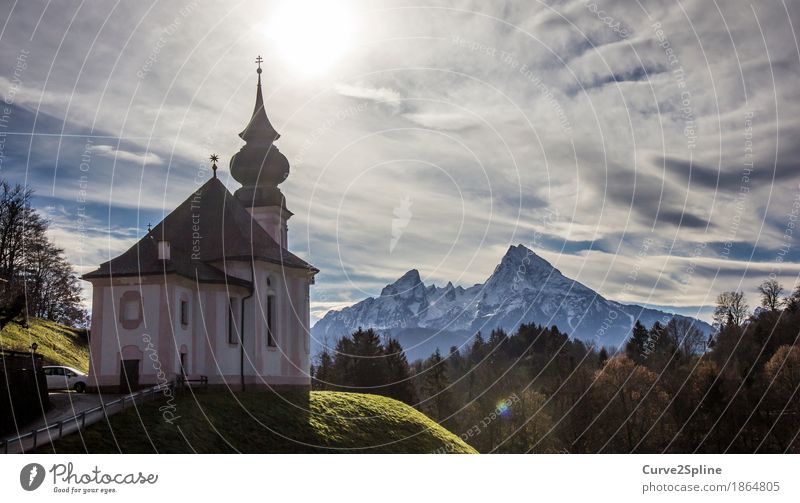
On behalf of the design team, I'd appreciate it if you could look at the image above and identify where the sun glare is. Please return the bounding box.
[265,0,356,76]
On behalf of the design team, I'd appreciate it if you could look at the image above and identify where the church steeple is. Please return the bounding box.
[229,56,293,247]
[239,55,280,144]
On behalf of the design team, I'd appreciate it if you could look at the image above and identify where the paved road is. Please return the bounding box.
[2,391,121,453]
[26,391,121,432]
[2,386,169,453]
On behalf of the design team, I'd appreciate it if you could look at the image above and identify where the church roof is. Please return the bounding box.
[83,176,316,285]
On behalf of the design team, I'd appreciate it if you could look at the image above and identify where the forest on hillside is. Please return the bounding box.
[312,281,800,453]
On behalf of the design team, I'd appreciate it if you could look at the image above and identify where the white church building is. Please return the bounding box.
[83,59,317,393]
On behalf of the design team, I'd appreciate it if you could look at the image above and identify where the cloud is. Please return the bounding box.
[2,0,798,321]
[401,112,482,131]
[658,209,711,229]
[311,301,358,324]
[333,82,402,107]
[87,145,163,165]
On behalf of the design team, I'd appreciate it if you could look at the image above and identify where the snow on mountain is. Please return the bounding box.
[312,244,712,360]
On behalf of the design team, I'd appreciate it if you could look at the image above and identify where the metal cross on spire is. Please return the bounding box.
[255,55,263,74]
[210,153,219,178]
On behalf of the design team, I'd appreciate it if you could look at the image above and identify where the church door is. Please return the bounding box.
[120,359,140,394]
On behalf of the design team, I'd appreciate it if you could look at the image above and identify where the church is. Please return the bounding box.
[83,58,317,393]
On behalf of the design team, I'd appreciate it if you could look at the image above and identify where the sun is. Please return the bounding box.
[265,0,357,76]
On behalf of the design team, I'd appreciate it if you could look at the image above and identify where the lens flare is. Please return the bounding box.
[496,400,511,418]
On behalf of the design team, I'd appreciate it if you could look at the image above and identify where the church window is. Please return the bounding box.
[228,297,238,344]
[180,300,189,326]
[266,295,276,347]
[119,291,143,329]
[123,298,140,320]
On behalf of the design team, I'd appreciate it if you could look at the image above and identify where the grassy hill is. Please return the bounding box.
[43,391,477,454]
[0,318,89,372]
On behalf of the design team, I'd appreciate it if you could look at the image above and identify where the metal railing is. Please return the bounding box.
[1,381,174,454]
[177,374,208,388]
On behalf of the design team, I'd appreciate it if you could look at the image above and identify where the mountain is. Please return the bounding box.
[312,244,713,360]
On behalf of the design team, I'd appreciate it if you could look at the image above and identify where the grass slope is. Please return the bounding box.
[45,391,477,454]
[0,318,89,372]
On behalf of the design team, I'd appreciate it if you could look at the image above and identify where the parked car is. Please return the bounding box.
[42,366,88,393]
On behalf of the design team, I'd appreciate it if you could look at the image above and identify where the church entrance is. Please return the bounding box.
[120,359,140,394]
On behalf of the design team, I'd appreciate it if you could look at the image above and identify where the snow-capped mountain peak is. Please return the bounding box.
[313,244,712,359]
[380,269,423,298]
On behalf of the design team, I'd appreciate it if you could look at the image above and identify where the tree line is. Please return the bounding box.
[0,180,86,330]
[312,280,800,453]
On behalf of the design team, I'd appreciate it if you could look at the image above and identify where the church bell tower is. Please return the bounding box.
[230,55,292,247]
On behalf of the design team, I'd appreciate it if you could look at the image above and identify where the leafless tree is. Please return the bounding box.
[784,284,800,312]
[665,317,706,358]
[712,291,749,328]
[0,180,86,329]
[757,279,783,311]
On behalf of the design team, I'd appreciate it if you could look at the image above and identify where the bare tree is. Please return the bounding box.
[757,279,783,311]
[665,317,706,358]
[0,181,33,329]
[784,284,800,312]
[712,291,749,329]
[0,179,86,329]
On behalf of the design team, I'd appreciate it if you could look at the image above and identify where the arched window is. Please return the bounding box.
[180,299,189,326]
[266,294,276,347]
[266,276,277,347]
[119,291,143,330]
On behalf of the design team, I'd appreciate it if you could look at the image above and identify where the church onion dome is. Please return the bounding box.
[230,55,291,210]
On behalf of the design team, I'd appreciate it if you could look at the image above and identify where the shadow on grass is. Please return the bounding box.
[39,390,475,454]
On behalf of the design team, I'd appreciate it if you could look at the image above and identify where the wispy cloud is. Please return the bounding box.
[87,145,163,165]
[401,111,482,131]
[333,82,402,107]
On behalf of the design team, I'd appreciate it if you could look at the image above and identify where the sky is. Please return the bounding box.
[0,0,798,324]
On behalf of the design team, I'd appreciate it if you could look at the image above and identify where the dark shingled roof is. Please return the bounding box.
[83,177,316,285]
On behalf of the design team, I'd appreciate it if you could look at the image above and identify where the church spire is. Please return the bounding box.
[239,54,280,143]
[229,56,292,215]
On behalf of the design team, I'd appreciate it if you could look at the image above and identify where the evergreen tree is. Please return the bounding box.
[384,338,417,404]
[625,320,649,362]
[598,347,609,365]
[345,327,387,389]
[421,348,454,421]
[311,347,334,390]
[469,332,486,363]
